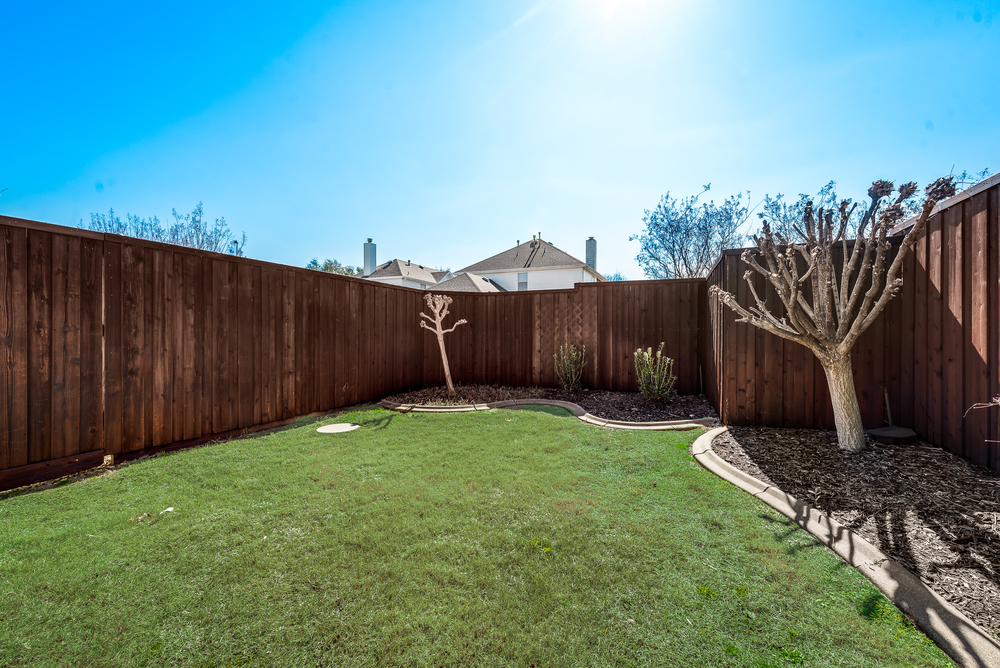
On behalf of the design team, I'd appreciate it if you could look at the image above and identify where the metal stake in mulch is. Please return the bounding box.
[866,387,917,445]
[316,424,360,434]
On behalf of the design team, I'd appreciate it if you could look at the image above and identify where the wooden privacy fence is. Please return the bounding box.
[703,177,1000,472]
[0,215,706,486]
[423,280,704,395]
[5,175,999,485]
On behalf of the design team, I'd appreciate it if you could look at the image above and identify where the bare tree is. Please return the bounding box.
[419,294,468,398]
[631,184,749,279]
[84,202,247,255]
[710,176,957,452]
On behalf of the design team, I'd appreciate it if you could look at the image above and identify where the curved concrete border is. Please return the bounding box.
[378,399,717,431]
[692,427,1000,668]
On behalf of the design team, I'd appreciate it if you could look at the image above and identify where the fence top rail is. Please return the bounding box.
[0,215,429,294]
[1,214,106,241]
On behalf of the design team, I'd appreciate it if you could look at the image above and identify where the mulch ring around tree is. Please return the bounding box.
[382,384,719,423]
[712,426,1000,640]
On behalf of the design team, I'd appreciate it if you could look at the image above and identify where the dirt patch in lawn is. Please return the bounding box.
[382,384,719,423]
[712,426,1000,639]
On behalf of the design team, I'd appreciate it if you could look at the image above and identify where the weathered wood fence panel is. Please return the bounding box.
[702,179,1000,471]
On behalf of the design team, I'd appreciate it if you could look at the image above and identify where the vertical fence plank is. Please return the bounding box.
[898,248,915,430]
[120,244,145,452]
[200,257,214,435]
[927,212,945,446]
[913,224,929,438]
[238,263,254,428]
[27,230,52,464]
[79,238,103,454]
[213,259,230,432]
[182,254,197,440]
[50,234,81,458]
[103,241,123,456]
[1,226,30,468]
[990,186,1000,471]
[0,226,10,470]
[943,204,965,455]
[169,254,184,443]
[150,249,168,447]
[966,192,990,466]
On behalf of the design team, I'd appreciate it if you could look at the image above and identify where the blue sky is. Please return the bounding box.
[3,1,997,279]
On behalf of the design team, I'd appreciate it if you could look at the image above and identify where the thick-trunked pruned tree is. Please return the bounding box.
[711,177,956,452]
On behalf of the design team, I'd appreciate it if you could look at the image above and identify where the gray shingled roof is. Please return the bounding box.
[457,239,587,273]
[367,259,442,284]
[435,272,506,293]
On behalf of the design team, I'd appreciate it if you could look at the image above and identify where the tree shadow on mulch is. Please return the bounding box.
[712,426,1000,638]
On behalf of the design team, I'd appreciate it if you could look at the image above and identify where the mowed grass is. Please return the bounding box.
[0,406,950,667]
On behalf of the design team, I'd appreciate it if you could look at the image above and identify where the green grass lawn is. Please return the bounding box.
[0,406,950,667]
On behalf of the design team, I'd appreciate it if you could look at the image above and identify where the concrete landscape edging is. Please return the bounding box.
[377,399,715,431]
[692,426,1000,668]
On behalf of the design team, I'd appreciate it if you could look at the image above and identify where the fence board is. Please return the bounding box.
[991,185,1000,471]
[50,234,81,459]
[79,238,103,454]
[966,192,990,466]
[913,228,929,437]
[27,229,52,464]
[944,204,965,454]
[1,226,30,468]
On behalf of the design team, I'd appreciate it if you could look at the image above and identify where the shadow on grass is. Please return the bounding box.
[351,413,398,430]
[758,513,826,558]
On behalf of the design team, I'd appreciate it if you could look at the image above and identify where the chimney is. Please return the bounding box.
[363,238,376,277]
[586,237,597,271]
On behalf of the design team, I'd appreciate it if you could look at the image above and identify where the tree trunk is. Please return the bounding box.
[436,334,456,397]
[821,353,867,452]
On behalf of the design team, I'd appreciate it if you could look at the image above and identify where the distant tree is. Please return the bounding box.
[605,271,627,282]
[419,294,467,398]
[757,181,842,241]
[83,202,246,255]
[306,258,362,276]
[631,184,748,279]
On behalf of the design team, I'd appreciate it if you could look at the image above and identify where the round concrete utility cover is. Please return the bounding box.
[317,423,360,434]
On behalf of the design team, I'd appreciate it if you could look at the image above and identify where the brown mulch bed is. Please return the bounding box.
[382,384,720,423]
[712,426,1000,640]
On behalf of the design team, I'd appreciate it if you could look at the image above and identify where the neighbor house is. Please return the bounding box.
[364,259,451,290]
[359,234,604,292]
[359,238,452,290]
[452,235,604,291]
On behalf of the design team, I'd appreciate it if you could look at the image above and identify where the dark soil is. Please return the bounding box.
[712,426,1000,640]
[382,384,720,423]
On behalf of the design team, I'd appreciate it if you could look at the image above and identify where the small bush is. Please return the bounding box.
[634,343,677,402]
[554,344,587,393]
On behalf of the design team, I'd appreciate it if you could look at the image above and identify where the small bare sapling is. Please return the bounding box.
[419,294,468,398]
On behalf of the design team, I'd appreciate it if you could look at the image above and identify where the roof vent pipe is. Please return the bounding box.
[586,237,597,271]
[363,238,376,277]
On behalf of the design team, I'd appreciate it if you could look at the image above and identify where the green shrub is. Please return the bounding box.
[553,344,587,393]
[634,343,677,402]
